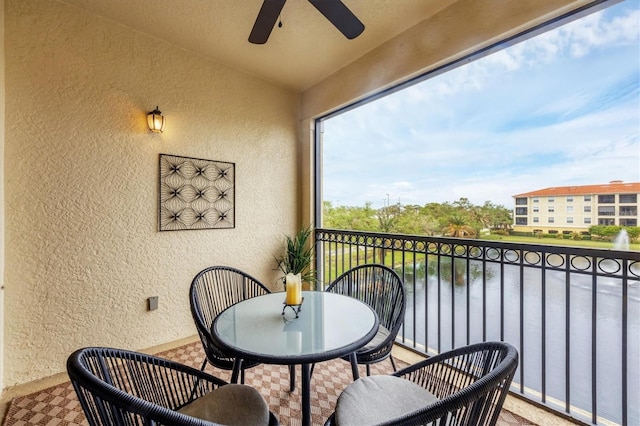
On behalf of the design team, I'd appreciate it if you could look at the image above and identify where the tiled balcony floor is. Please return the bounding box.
[2,339,538,426]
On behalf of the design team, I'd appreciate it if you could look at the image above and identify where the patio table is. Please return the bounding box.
[211,291,379,426]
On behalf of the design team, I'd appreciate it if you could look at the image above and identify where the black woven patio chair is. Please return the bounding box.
[190,265,295,389]
[325,341,519,426]
[325,264,406,376]
[67,347,278,426]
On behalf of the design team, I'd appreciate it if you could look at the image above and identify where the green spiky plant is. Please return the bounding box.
[276,226,316,290]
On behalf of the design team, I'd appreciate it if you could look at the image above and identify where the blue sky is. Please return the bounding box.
[322,0,640,209]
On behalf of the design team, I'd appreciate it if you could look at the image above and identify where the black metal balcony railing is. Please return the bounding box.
[315,228,640,426]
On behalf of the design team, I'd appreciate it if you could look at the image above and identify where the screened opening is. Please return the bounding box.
[316,0,638,239]
[313,2,639,424]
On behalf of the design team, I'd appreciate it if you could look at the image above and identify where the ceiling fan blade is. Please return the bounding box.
[249,0,287,44]
[308,0,364,39]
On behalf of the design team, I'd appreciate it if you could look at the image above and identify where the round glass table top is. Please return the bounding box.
[211,291,379,364]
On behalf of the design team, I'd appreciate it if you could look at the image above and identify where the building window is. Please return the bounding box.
[598,206,615,216]
[598,218,615,225]
[620,206,638,216]
[619,194,637,203]
[620,218,638,226]
[515,207,527,215]
[584,195,592,202]
[584,218,592,224]
[584,206,591,213]
[516,217,527,225]
[515,197,528,205]
[598,194,615,203]
[566,206,574,213]
[567,196,573,202]
[548,217,555,224]
[567,217,573,224]
[533,207,539,213]
[548,196,555,203]
[533,217,539,223]
[532,197,539,203]
[548,206,555,213]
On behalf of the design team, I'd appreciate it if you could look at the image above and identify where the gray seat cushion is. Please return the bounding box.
[360,325,390,352]
[335,375,439,426]
[178,384,270,426]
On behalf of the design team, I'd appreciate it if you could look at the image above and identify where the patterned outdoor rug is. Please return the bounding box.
[3,341,535,425]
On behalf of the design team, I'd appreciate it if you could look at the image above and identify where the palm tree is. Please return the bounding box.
[443,215,476,238]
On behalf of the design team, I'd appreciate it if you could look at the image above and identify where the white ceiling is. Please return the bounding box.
[58,0,458,92]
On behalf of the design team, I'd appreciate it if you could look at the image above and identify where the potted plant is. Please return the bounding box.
[276,226,316,290]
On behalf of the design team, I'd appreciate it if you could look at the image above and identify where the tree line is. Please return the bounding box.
[323,198,512,238]
[323,198,640,243]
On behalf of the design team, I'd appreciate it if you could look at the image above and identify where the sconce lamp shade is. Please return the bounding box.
[147,106,165,133]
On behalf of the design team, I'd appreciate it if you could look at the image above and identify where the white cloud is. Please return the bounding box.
[322,2,640,210]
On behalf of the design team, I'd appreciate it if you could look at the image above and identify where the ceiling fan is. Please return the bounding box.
[249,0,365,44]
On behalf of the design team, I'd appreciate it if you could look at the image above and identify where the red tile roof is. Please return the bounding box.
[513,181,640,197]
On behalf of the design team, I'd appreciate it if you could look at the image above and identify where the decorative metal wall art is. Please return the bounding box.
[159,154,235,231]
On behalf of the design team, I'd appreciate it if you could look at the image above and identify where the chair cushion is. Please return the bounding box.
[178,384,270,426]
[360,325,390,352]
[335,375,438,426]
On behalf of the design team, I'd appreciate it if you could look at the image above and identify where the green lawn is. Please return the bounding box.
[480,234,640,251]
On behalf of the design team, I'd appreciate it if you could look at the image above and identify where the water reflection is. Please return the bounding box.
[398,256,639,425]
[404,257,492,287]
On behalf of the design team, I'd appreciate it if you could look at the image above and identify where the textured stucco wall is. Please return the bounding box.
[0,0,6,391]
[4,0,299,386]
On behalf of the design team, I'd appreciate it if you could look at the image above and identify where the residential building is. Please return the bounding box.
[512,181,640,234]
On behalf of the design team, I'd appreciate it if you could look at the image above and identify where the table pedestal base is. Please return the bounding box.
[231,356,360,426]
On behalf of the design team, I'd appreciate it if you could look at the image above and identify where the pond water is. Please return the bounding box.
[400,260,639,425]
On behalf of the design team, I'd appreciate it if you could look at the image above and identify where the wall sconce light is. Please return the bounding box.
[147,106,165,133]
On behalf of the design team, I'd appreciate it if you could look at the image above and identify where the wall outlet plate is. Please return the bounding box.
[147,296,159,311]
